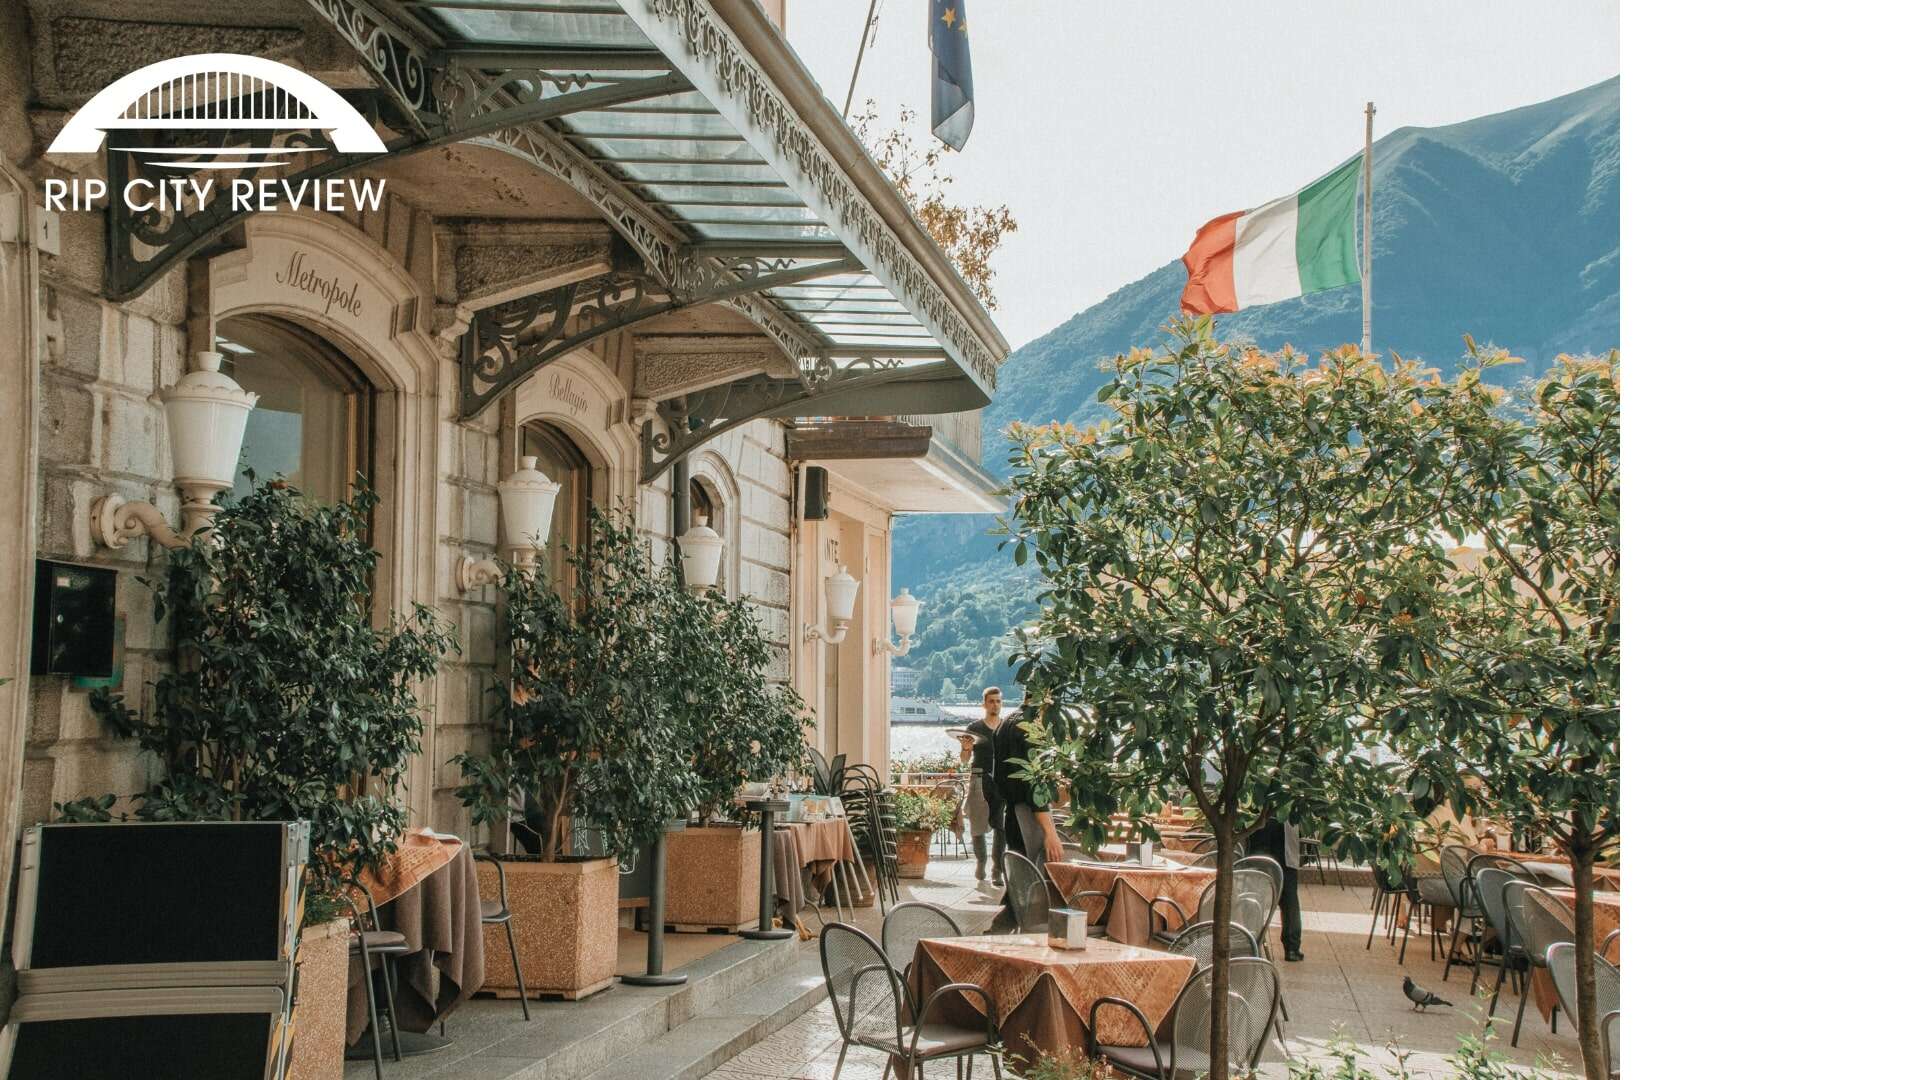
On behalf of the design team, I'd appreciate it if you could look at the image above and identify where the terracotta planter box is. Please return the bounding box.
[896,829,932,879]
[664,825,761,930]
[287,917,349,1080]
[477,856,619,1000]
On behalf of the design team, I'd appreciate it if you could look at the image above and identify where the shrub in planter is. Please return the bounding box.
[455,505,699,993]
[73,481,452,899]
[661,578,810,927]
[890,790,955,879]
[59,479,453,1073]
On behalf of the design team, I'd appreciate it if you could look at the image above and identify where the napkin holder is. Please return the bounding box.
[1127,839,1155,865]
[1047,907,1088,950]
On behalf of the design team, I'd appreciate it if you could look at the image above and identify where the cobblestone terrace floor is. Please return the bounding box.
[712,856,1582,1080]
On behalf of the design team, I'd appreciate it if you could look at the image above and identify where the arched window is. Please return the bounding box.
[218,315,371,503]
[521,421,592,597]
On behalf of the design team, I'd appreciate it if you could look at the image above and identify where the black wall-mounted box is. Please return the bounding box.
[802,466,830,520]
[29,560,117,678]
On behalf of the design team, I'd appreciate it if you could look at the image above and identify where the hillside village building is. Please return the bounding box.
[0,0,1004,911]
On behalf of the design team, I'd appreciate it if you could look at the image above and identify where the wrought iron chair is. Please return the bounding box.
[345,880,409,1078]
[819,923,1001,1080]
[1437,844,1484,981]
[1402,867,1454,965]
[1545,941,1621,1079]
[1166,919,1261,963]
[1457,854,1539,991]
[1502,882,1575,1047]
[1002,851,1054,933]
[1230,856,1281,953]
[1088,957,1280,1080]
[475,851,531,1021]
[1473,866,1530,1002]
[881,901,962,981]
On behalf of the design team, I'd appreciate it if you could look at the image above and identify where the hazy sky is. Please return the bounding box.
[786,1,1620,349]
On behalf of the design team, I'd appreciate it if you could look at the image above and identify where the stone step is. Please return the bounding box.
[346,931,804,1080]
[579,950,829,1080]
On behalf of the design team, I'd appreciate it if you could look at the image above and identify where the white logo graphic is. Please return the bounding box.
[50,53,384,159]
[44,53,387,215]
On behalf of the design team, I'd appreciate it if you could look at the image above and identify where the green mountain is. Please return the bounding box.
[895,77,1620,699]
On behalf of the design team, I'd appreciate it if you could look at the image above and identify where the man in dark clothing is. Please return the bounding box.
[987,707,1063,930]
[1248,816,1304,961]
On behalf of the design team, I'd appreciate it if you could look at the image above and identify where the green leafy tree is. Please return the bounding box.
[78,479,454,912]
[1003,321,1465,1079]
[455,505,700,863]
[683,592,810,824]
[1389,349,1620,1078]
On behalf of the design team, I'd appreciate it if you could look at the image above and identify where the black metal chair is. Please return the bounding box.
[1089,957,1280,1079]
[881,901,962,981]
[1472,866,1530,1001]
[820,922,1001,1080]
[1002,851,1054,933]
[474,851,531,1021]
[1501,882,1575,1047]
[1437,845,1484,981]
[345,881,409,1078]
[1545,941,1620,1079]
[1457,854,1539,991]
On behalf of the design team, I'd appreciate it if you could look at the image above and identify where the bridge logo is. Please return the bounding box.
[49,52,385,161]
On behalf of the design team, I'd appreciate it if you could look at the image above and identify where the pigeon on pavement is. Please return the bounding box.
[1403,975,1453,1012]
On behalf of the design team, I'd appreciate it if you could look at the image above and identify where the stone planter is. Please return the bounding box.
[477,856,619,1000]
[287,917,349,1080]
[895,829,932,879]
[663,824,761,930]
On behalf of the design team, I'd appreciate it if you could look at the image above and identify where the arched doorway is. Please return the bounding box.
[217,314,372,503]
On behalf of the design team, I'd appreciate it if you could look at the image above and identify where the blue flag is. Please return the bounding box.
[928,1,974,151]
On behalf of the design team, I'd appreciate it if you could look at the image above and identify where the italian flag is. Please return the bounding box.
[1180,155,1363,315]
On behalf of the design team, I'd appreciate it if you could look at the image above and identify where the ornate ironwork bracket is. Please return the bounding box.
[638,357,911,483]
[95,0,694,300]
[458,255,860,420]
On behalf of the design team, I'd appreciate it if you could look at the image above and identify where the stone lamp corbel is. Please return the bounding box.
[873,588,922,656]
[677,514,724,593]
[803,564,861,645]
[93,351,258,550]
[456,456,562,592]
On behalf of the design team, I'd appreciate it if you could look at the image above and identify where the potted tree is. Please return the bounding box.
[68,479,453,1080]
[455,506,700,998]
[889,790,954,879]
[664,590,810,930]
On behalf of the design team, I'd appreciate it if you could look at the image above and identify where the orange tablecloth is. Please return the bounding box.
[1048,861,1213,946]
[358,829,462,907]
[910,934,1195,1071]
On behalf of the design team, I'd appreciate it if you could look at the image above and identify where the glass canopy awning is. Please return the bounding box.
[377,0,1006,459]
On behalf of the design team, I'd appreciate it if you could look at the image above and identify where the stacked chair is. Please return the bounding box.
[2,821,310,1080]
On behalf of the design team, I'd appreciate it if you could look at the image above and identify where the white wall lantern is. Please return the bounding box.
[457,456,562,592]
[874,587,922,656]
[804,563,861,645]
[93,351,258,550]
[678,514,724,593]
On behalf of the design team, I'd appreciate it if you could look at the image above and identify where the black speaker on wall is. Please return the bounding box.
[802,466,830,520]
[30,559,117,678]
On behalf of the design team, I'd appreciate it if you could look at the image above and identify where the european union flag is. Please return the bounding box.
[928,1,974,151]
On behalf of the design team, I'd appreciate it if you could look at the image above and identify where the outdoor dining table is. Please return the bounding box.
[345,832,487,1057]
[905,933,1196,1073]
[771,817,862,928]
[1047,860,1214,947]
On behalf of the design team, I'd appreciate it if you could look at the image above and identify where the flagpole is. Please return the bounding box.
[842,0,881,115]
[1362,101,1375,356]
